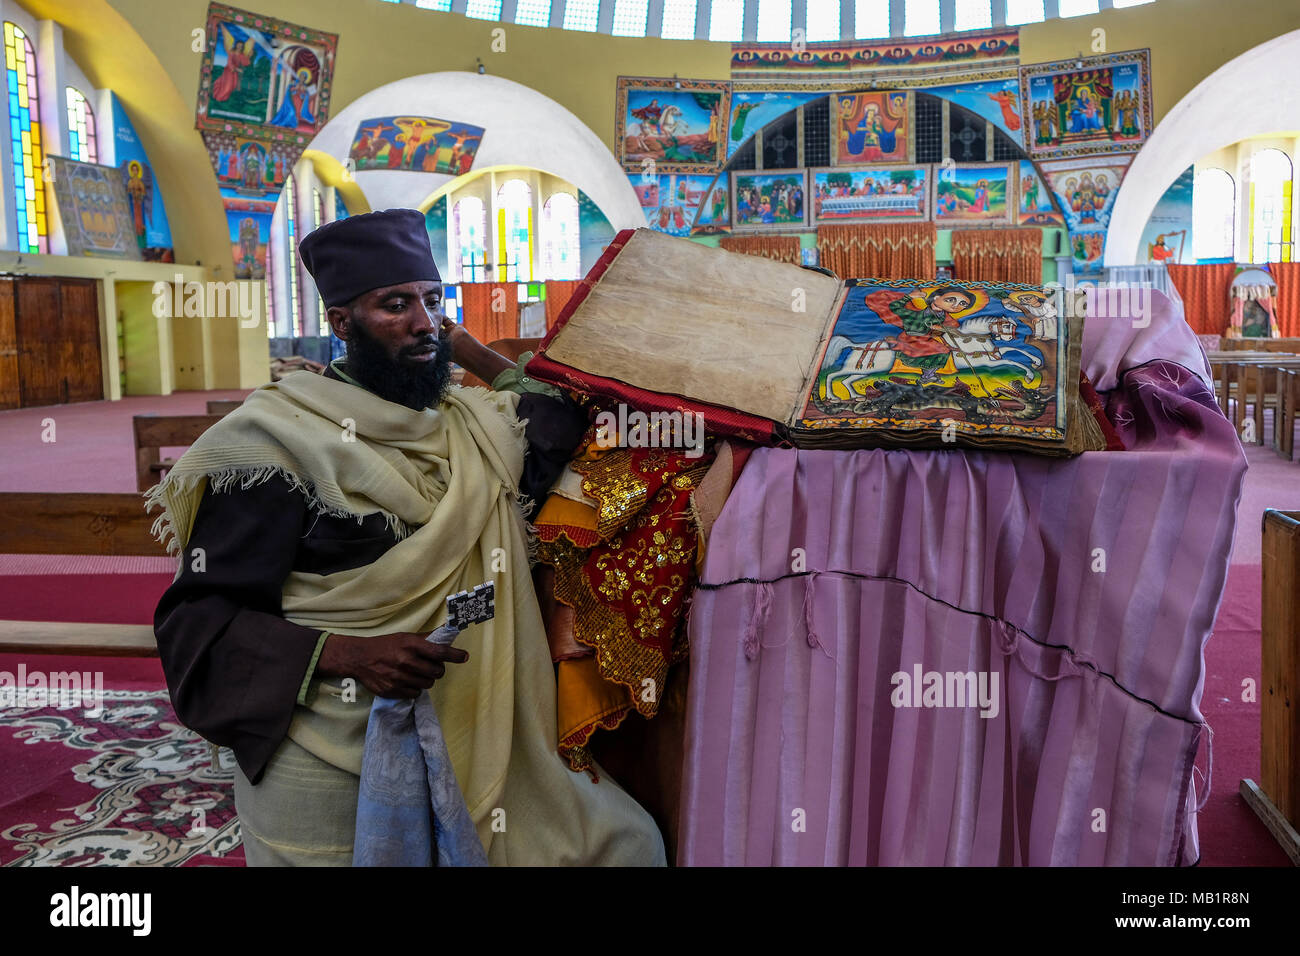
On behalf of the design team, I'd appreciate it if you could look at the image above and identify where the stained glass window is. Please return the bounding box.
[65,87,97,164]
[5,23,46,254]
[496,179,532,282]
[757,0,792,41]
[1250,148,1293,264]
[453,196,487,283]
[465,0,504,20]
[954,0,991,31]
[806,0,841,42]
[661,0,698,38]
[904,0,939,36]
[563,0,601,31]
[415,0,453,10]
[1193,168,1235,261]
[285,173,300,337]
[854,0,889,38]
[709,0,745,41]
[612,0,650,35]
[541,192,580,279]
[1005,0,1045,25]
[1058,0,1099,16]
[514,0,553,26]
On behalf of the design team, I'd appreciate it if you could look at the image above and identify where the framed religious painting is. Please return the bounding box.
[49,157,143,260]
[195,3,339,146]
[731,169,808,232]
[831,91,914,166]
[347,116,485,175]
[617,77,731,174]
[1020,50,1152,159]
[933,162,1015,225]
[811,165,929,223]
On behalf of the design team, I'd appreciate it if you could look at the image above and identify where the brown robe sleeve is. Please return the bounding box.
[153,474,324,784]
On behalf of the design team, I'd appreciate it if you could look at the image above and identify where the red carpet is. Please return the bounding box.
[0,653,244,867]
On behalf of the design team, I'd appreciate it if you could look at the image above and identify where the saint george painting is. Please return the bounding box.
[195,3,338,145]
[812,165,928,223]
[617,77,730,174]
[347,116,485,175]
[833,91,913,165]
[933,163,1014,224]
[800,278,1064,443]
[731,170,807,230]
[1020,50,1151,159]
[49,157,143,260]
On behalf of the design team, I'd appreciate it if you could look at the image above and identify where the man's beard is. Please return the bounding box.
[344,321,453,411]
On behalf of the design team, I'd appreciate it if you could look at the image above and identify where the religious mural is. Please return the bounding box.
[1040,155,1133,274]
[195,3,338,145]
[1137,166,1194,265]
[730,29,1020,74]
[347,116,485,175]
[726,90,822,160]
[617,77,730,174]
[924,77,1024,148]
[933,162,1014,225]
[109,93,173,262]
[220,188,275,279]
[633,173,729,237]
[1017,160,1064,227]
[203,132,295,190]
[834,91,913,165]
[49,157,143,260]
[731,170,807,230]
[811,165,928,223]
[1020,51,1151,159]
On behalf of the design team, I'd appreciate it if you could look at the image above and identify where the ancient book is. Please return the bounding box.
[525,228,1107,455]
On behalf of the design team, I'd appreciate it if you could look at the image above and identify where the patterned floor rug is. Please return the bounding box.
[0,681,244,867]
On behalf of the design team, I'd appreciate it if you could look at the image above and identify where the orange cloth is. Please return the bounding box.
[816,222,936,279]
[1269,261,1300,337]
[544,280,581,330]
[1166,263,1236,335]
[719,234,803,265]
[950,227,1043,284]
[457,282,517,343]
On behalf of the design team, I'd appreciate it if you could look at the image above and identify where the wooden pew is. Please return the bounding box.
[0,492,166,656]
[134,413,223,492]
[1209,353,1300,436]
[206,399,242,416]
[1242,510,1300,864]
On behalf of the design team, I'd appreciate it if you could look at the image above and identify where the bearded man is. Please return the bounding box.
[150,208,665,866]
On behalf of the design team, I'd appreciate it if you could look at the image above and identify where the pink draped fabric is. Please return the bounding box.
[678,292,1245,866]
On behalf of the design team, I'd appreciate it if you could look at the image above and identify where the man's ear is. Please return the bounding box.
[326,306,352,342]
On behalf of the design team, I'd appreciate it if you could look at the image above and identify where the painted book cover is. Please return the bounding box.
[795,278,1067,447]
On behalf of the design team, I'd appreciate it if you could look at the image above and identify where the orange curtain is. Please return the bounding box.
[951,228,1043,285]
[458,282,517,343]
[1166,263,1236,335]
[1269,261,1300,337]
[718,234,802,265]
[544,280,581,330]
[816,222,936,279]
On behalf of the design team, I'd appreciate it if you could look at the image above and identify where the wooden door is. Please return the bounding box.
[0,279,17,410]
[14,277,102,407]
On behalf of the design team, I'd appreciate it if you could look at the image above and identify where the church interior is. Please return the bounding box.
[1,0,1299,881]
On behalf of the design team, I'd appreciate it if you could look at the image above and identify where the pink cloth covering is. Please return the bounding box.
[678,292,1246,866]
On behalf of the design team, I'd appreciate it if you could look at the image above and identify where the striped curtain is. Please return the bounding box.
[817,222,936,279]
[544,280,581,330]
[1165,263,1235,335]
[719,234,802,265]
[458,282,517,343]
[1269,261,1300,337]
[951,228,1043,285]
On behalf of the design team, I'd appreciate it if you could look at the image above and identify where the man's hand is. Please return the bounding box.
[316,632,469,699]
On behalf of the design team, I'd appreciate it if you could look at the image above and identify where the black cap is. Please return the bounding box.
[298,208,442,308]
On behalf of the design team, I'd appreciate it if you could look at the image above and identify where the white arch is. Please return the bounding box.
[302,71,644,228]
[1105,28,1300,267]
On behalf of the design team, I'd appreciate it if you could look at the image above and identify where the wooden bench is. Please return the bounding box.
[1208,352,1300,439]
[1242,510,1300,864]
[205,399,243,416]
[0,492,166,656]
[133,413,223,492]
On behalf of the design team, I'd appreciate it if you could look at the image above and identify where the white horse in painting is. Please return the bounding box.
[822,317,1045,400]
